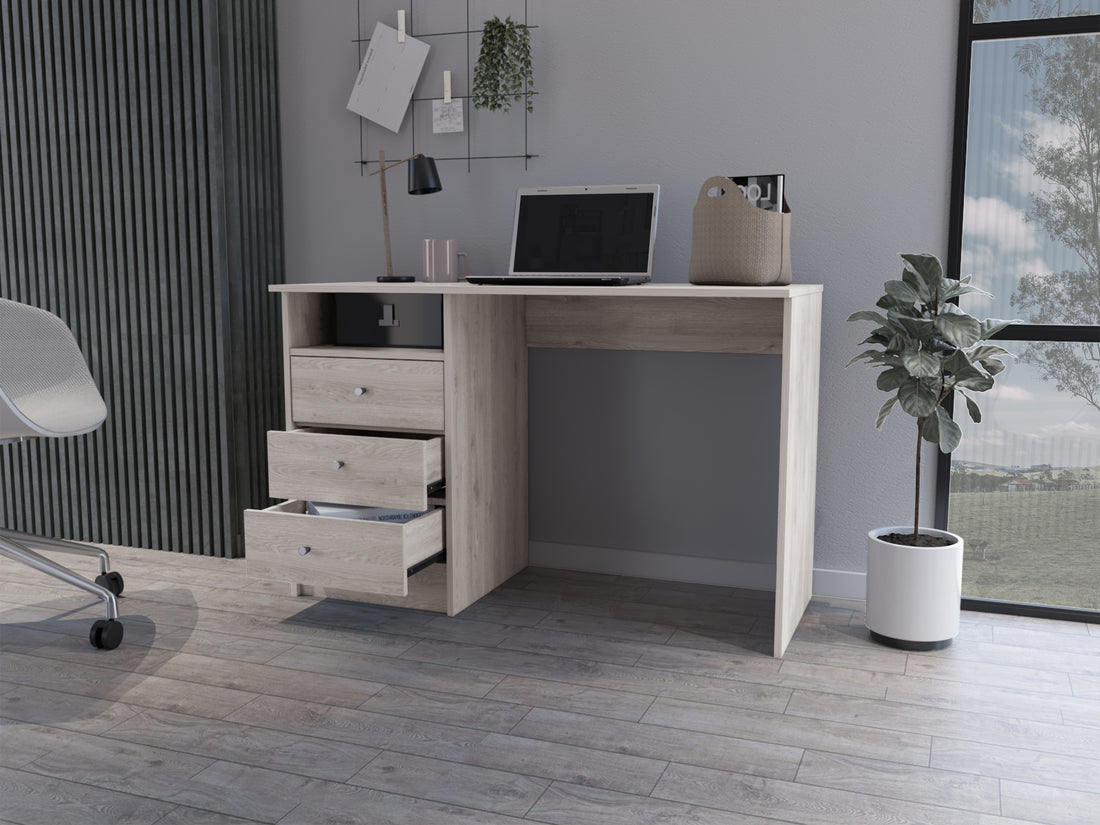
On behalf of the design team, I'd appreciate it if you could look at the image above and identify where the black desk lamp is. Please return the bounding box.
[369,150,442,279]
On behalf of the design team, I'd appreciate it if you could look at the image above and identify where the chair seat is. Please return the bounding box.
[0,299,108,439]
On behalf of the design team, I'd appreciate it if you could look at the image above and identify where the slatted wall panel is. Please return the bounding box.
[0,0,282,557]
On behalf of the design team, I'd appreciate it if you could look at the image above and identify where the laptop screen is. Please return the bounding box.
[509,186,659,277]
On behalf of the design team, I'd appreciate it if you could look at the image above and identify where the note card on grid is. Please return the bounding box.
[347,21,429,133]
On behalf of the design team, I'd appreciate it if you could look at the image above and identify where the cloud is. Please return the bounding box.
[962,196,1040,252]
[991,384,1038,402]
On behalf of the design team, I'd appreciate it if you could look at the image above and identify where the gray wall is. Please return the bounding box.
[275,0,960,597]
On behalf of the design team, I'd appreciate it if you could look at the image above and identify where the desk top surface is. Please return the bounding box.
[272,281,822,299]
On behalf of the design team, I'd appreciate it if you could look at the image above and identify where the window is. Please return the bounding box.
[942,1,1100,616]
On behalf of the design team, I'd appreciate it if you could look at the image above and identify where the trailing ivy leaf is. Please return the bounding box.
[898,377,938,418]
[473,16,534,113]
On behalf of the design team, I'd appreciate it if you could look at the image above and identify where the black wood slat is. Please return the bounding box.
[0,0,282,558]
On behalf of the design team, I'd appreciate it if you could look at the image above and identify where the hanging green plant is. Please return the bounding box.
[472,16,534,113]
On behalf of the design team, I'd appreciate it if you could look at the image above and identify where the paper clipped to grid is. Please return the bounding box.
[347,21,430,133]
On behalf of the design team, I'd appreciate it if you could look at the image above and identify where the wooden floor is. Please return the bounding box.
[1,547,1099,825]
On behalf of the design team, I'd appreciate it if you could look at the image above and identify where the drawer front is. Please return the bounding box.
[267,430,443,510]
[245,501,444,597]
[291,356,444,431]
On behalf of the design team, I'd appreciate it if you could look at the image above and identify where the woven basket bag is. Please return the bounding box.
[688,176,791,286]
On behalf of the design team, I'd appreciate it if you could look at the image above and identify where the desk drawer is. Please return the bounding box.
[291,356,444,431]
[268,430,444,510]
[244,500,444,597]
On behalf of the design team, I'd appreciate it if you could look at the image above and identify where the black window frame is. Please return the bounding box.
[939,0,1100,622]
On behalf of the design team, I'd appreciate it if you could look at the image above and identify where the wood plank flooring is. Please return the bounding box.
[1,546,1098,825]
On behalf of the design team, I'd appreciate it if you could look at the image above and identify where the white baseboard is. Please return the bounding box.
[812,567,867,601]
[528,541,867,602]
[529,541,777,591]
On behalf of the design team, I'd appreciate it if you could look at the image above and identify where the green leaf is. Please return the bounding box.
[898,378,938,418]
[847,310,889,325]
[884,279,921,305]
[980,318,1019,338]
[900,253,943,296]
[979,357,1007,376]
[967,344,1013,362]
[901,267,932,302]
[875,395,898,428]
[922,406,962,453]
[955,371,994,392]
[961,392,982,423]
[899,350,940,378]
[889,313,936,339]
[876,366,909,391]
[942,281,992,301]
[935,307,982,348]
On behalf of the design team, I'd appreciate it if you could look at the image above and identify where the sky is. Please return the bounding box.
[953,34,1100,470]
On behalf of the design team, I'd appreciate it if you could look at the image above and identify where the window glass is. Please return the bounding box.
[950,345,1100,609]
[959,34,1099,323]
[974,0,1100,23]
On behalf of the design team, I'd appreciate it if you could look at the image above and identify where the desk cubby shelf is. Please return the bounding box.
[353,0,538,173]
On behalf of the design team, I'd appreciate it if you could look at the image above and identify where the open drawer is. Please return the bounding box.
[244,500,445,597]
[267,430,444,510]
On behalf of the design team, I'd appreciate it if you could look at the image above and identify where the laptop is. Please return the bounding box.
[466,184,660,285]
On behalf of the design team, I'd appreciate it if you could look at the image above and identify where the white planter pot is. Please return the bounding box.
[865,526,963,651]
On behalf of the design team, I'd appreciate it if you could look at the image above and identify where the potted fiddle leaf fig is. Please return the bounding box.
[848,252,1015,649]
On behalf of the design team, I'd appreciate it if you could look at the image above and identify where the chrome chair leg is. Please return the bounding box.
[0,534,125,649]
[0,528,113,575]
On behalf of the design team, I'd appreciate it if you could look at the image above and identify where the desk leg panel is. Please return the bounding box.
[774,291,822,656]
[444,295,528,614]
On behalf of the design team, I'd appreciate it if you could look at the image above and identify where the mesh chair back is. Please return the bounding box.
[0,298,107,440]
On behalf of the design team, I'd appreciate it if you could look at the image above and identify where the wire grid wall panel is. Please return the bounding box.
[353,0,538,174]
[0,0,283,557]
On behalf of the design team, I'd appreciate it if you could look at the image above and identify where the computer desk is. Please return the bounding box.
[255,281,821,657]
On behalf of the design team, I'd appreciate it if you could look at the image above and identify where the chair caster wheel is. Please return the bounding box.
[90,619,124,650]
[95,571,124,596]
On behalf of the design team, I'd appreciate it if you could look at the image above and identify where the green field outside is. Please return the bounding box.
[949,488,1100,609]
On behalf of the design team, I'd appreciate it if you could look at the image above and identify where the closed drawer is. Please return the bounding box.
[291,356,444,431]
[244,500,445,597]
[267,430,443,510]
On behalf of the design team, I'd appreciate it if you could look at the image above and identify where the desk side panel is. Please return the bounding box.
[444,294,528,614]
[280,292,332,428]
[774,290,822,656]
[525,296,784,354]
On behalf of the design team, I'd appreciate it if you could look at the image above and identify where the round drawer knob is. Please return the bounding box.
[297,546,311,556]
[353,387,366,396]
[332,460,345,470]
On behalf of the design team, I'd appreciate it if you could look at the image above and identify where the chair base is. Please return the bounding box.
[0,530,125,649]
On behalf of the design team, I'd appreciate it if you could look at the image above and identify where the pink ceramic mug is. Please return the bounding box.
[423,239,469,282]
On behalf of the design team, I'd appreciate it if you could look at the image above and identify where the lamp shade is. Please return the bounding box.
[408,155,442,195]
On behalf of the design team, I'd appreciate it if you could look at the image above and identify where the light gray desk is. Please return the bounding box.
[252,282,821,657]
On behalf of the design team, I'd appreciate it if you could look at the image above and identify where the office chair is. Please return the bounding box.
[0,297,125,649]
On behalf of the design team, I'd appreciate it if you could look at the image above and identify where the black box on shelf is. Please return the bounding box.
[333,293,443,349]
